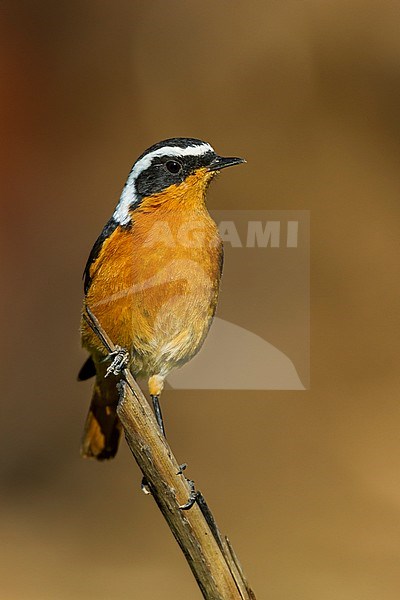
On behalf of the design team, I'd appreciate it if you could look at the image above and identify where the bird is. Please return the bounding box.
[78,137,245,460]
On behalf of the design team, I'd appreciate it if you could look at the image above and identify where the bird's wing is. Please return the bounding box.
[83,217,120,293]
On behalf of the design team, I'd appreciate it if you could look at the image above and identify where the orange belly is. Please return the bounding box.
[81,205,222,378]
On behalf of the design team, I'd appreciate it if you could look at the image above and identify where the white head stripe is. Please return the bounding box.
[113,142,214,225]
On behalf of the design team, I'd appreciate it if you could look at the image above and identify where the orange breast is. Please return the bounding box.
[81,187,222,377]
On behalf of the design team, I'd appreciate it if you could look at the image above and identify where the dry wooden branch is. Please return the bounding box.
[83,306,256,600]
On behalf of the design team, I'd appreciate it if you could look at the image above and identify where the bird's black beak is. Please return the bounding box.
[208,155,246,172]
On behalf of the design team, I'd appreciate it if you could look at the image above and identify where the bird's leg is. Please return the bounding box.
[103,346,130,377]
[151,395,166,437]
[141,376,167,494]
[148,375,166,436]
[144,377,197,509]
[141,394,165,492]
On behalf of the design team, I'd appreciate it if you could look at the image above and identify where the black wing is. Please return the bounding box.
[83,217,119,293]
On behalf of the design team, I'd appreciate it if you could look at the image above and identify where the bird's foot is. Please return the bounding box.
[177,464,199,510]
[104,346,130,377]
[141,476,151,495]
[140,464,198,509]
[177,463,187,475]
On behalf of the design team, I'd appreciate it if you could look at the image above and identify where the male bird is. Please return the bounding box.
[79,137,245,460]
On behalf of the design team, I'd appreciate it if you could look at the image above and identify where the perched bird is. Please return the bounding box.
[79,137,245,460]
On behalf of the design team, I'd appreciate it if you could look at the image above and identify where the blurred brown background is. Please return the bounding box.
[1,1,400,598]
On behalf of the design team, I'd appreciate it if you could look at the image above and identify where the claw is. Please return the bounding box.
[179,478,198,510]
[104,346,130,377]
[177,463,198,509]
[141,477,151,495]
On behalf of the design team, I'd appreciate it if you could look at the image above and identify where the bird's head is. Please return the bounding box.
[113,138,245,223]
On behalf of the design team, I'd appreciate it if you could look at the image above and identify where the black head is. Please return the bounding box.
[113,137,245,224]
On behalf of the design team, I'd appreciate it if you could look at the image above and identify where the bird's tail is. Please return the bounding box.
[80,376,122,460]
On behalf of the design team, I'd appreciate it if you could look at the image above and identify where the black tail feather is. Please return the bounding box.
[78,356,96,381]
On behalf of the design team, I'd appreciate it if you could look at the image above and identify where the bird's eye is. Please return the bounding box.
[165,160,182,174]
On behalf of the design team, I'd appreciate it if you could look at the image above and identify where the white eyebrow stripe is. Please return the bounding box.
[113,142,214,225]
